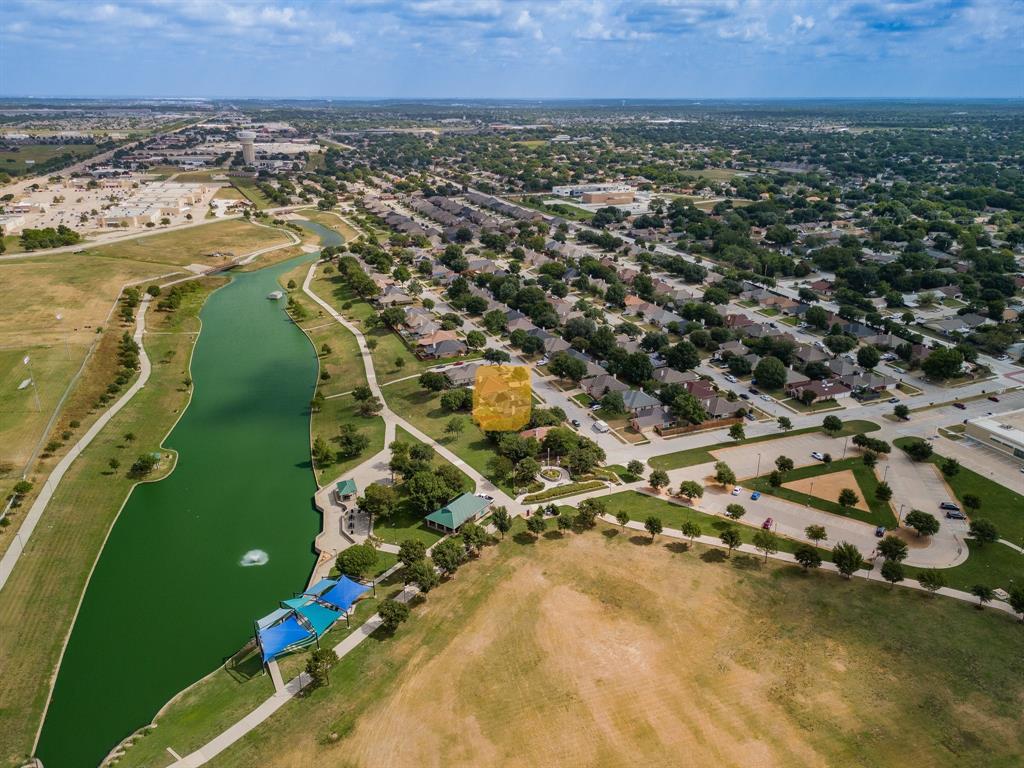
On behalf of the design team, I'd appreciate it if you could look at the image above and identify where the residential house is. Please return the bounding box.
[621,388,660,417]
[786,379,852,402]
[581,374,629,399]
[423,338,468,359]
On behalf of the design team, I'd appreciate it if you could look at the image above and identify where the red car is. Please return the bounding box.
[762,517,773,530]
[988,396,1000,402]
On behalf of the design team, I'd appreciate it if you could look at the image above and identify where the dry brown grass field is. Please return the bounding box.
[784,469,870,511]
[209,524,1024,768]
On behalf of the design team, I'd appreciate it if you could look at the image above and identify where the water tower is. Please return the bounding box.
[238,130,256,165]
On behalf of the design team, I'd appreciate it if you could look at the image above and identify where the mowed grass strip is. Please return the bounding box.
[649,419,880,471]
[87,219,290,268]
[196,521,1024,768]
[0,280,220,768]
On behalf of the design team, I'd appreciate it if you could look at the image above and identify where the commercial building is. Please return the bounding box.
[97,181,210,227]
[552,182,634,199]
[963,408,1024,463]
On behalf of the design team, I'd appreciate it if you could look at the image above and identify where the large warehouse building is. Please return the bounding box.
[963,408,1024,463]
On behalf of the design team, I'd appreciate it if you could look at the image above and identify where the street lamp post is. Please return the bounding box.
[23,355,41,412]
[755,453,761,477]
[897,503,905,526]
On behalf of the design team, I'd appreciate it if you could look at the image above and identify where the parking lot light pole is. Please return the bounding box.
[756,453,761,477]
[897,503,905,526]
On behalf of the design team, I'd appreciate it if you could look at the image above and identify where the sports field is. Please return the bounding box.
[204,523,1024,768]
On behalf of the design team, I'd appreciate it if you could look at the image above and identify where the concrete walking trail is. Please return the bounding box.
[0,297,153,592]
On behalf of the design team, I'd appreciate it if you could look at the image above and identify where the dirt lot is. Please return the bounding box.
[211,527,1024,768]
[784,469,869,511]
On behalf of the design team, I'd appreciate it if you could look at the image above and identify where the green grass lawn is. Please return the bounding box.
[594,490,833,559]
[781,397,842,413]
[310,395,385,486]
[230,178,273,209]
[0,143,97,175]
[381,378,513,494]
[907,540,1023,593]
[649,420,880,471]
[747,457,897,528]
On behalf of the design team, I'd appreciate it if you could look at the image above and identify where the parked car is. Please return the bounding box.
[479,494,494,502]
[875,526,886,538]
[731,486,742,496]
[739,393,750,400]
[748,387,760,395]
[593,420,610,433]
[724,374,738,383]
[570,419,581,429]
[888,397,899,404]
[760,394,772,402]
[811,451,825,461]
[751,491,762,501]
[988,395,1000,402]
[761,516,772,528]
[590,403,602,411]
[953,402,967,410]
[939,501,961,511]
[945,508,967,520]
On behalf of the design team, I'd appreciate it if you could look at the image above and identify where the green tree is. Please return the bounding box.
[714,461,736,487]
[431,538,467,576]
[728,423,745,441]
[461,522,489,555]
[970,584,995,609]
[794,544,822,571]
[575,498,605,529]
[902,439,933,462]
[398,539,427,569]
[893,404,910,420]
[904,510,940,537]
[358,483,398,525]
[822,415,843,435]
[644,515,663,540]
[753,356,787,389]
[419,371,447,391]
[378,599,411,632]
[752,529,778,562]
[677,480,703,500]
[527,512,547,537]
[804,525,828,547]
[857,346,881,370]
[615,510,630,529]
[878,535,909,562]
[107,457,120,472]
[917,569,946,594]
[305,648,338,688]
[774,455,794,474]
[940,457,960,477]
[1008,585,1024,621]
[649,469,669,491]
[445,417,465,439]
[680,520,702,545]
[921,348,964,380]
[491,507,512,539]
[719,527,742,557]
[408,559,440,593]
[838,488,859,508]
[725,503,746,520]
[968,518,998,545]
[626,459,645,478]
[880,559,904,588]
[963,494,982,512]
[831,541,864,578]
[875,482,893,502]
[777,416,793,431]
[336,544,378,580]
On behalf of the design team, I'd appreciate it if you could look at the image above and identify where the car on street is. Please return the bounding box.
[570,419,581,429]
[739,393,750,400]
[748,387,760,394]
[731,486,742,496]
[593,420,610,433]
[875,526,886,537]
[751,491,762,501]
[761,516,772,528]
[945,508,967,520]
[888,397,899,404]
[760,394,772,402]
[953,402,967,410]
[745,412,756,421]
[724,374,738,383]
[479,494,494,502]
[590,403,602,411]
[939,501,960,511]
[811,451,825,461]
[988,395,1000,402]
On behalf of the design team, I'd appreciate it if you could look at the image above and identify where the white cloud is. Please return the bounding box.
[791,14,815,32]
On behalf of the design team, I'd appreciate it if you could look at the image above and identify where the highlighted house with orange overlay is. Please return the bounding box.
[473,365,531,432]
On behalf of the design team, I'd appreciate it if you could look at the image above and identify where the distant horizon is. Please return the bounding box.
[1,96,1022,104]
[1,0,1020,101]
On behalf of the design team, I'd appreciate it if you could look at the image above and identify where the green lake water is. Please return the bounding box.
[37,223,340,767]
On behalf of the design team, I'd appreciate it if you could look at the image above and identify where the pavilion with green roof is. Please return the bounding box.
[424,493,490,533]
[334,478,357,501]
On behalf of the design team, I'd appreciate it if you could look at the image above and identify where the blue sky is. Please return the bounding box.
[1,0,1021,98]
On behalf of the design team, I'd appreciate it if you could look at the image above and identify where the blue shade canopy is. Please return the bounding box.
[257,615,314,663]
[294,600,340,637]
[311,575,370,613]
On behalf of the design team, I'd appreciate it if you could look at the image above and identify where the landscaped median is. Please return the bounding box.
[649,419,880,471]
[522,480,605,504]
[746,457,897,528]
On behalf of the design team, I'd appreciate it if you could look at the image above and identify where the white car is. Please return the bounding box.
[811,451,825,461]
[759,394,772,402]
[731,486,742,496]
[538,357,549,366]
[593,420,610,433]
[724,374,738,383]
